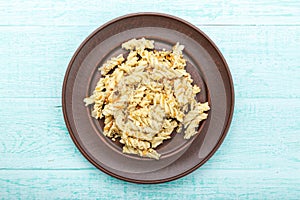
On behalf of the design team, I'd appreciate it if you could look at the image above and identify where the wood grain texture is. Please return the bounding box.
[1,169,300,199]
[1,0,300,25]
[1,98,299,171]
[0,26,299,98]
[1,0,300,198]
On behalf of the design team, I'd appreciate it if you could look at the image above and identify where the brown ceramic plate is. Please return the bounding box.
[62,13,234,184]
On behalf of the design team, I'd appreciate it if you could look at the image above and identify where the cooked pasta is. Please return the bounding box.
[84,38,210,160]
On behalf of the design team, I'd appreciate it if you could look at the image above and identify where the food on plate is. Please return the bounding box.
[84,38,210,159]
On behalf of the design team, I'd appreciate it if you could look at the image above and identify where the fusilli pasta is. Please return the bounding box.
[84,38,210,160]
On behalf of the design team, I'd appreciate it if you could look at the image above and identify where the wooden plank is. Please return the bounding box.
[0,26,93,98]
[0,0,299,26]
[0,98,299,170]
[0,26,299,98]
[0,98,92,169]
[1,169,299,199]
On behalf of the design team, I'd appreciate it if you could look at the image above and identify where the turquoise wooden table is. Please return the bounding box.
[1,0,299,199]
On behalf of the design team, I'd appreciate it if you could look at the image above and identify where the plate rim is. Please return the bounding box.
[62,12,235,184]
